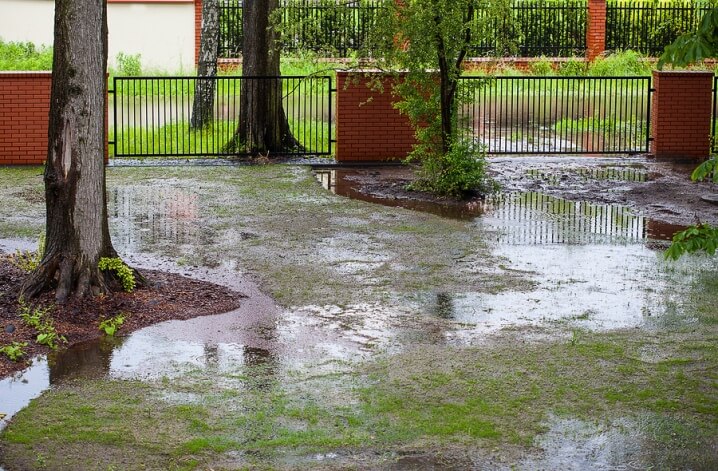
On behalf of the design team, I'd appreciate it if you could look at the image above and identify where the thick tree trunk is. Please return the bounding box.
[191,0,219,129]
[21,0,118,303]
[226,0,299,155]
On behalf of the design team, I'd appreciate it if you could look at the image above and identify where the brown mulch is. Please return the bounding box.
[0,255,244,380]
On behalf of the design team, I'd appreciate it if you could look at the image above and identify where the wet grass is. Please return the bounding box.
[0,164,716,469]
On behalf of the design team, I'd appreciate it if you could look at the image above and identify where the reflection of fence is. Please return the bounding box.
[109,75,333,158]
[607,0,713,56]
[457,76,652,154]
[480,192,647,245]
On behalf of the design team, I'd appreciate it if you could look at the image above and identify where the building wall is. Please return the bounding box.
[0,0,195,72]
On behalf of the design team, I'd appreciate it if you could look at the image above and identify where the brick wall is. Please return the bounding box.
[194,0,202,66]
[335,71,416,162]
[587,0,607,61]
[650,70,714,161]
[0,72,52,165]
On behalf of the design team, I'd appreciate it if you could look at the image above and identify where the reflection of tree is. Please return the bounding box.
[433,292,455,320]
[49,338,119,383]
[243,346,278,392]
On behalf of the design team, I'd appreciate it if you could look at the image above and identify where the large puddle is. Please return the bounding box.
[0,162,712,467]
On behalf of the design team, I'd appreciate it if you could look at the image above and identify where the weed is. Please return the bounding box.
[18,299,65,350]
[98,314,126,337]
[98,257,136,292]
[9,235,45,273]
[0,342,28,361]
[115,52,142,77]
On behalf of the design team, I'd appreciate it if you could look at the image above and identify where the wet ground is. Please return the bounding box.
[0,158,716,470]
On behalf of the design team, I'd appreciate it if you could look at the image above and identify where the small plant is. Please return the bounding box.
[18,299,65,350]
[99,313,126,337]
[9,235,45,272]
[98,257,136,292]
[0,342,28,361]
[115,52,142,76]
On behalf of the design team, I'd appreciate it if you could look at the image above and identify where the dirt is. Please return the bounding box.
[0,253,244,380]
[330,157,718,227]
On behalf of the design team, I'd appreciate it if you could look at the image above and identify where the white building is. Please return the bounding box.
[0,0,196,72]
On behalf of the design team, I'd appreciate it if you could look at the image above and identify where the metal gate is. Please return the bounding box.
[109,75,333,158]
[457,76,652,154]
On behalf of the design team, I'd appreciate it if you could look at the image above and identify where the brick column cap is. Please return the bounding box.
[652,70,715,78]
[0,71,52,77]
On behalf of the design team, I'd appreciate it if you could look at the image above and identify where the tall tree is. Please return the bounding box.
[21,0,122,302]
[225,0,299,154]
[191,0,220,129]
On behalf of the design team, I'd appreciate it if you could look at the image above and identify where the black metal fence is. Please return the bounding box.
[606,0,714,56]
[109,75,333,158]
[457,76,652,154]
[472,0,587,57]
[219,0,383,58]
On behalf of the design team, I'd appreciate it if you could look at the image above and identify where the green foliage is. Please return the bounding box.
[98,314,126,337]
[115,52,142,76]
[408,140,496,198]
[530,57,555,76]
[665,224,718,260]
[9,235,45,273]
[0,342,28,362]
[558,58,587,76]
[98,257,136,293]
[658,8,718,69]
[691,155,718,183]
[367,0,505,198]
[587,50,652,76]
[18,299,65,351]
[0,39,53,70]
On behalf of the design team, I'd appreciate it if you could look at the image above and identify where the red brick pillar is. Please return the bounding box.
[0,72,52,165]
[586,0,606,62]
[651,71,714,161]
[335,71,416,162]
[194,0,202,67]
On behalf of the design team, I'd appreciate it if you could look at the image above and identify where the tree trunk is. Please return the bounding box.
[191,0,219,129]
[21,0,118,303]
[226,0,300,155]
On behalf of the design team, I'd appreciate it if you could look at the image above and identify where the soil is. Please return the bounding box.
[329,157,718,226]
[0,254,244,380]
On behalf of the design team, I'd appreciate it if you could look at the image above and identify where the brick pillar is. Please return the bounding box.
[194,0,202,67]
[586,0,606,61]
[335,71,416,162]
[651,71,714,161]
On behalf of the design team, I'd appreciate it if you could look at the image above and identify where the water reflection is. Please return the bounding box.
[108,185,206,250]
[315,168,680,244]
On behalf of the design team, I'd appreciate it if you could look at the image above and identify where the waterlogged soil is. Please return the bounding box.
[0,254,244,379]
[0,161,716,470]
[326,156,718,227]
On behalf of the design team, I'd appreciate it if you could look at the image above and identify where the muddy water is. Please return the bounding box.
[0,163,711,468]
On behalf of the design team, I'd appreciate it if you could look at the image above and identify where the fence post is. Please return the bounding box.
[650,70,714,161]
[586,0,606,61]
[194,0,203,67]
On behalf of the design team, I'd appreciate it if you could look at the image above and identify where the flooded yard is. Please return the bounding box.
[0,159,716,470]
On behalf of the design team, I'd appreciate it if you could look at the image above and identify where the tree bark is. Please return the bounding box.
[191,0,220,129]
[21,0,118,303]
[226,0,300,155]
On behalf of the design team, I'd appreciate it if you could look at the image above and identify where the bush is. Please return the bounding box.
[115,52,142,76]
[409,140,496,198]
[0,39,53,70]
[587,50,652,76]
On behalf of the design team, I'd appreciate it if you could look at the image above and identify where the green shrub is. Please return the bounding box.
[530,57,555,76]
[18,299,65,351]
[0,342,28,362]
[99,314,126,337]
[9,235,45,273]
[409,140,497,198]
[115,52,142,76]
[587,50,652,76]
[0,39,53,70]
[98,257,136,292]
[559,58,587,76]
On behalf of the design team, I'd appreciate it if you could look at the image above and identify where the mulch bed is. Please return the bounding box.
[0,254,244,380]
